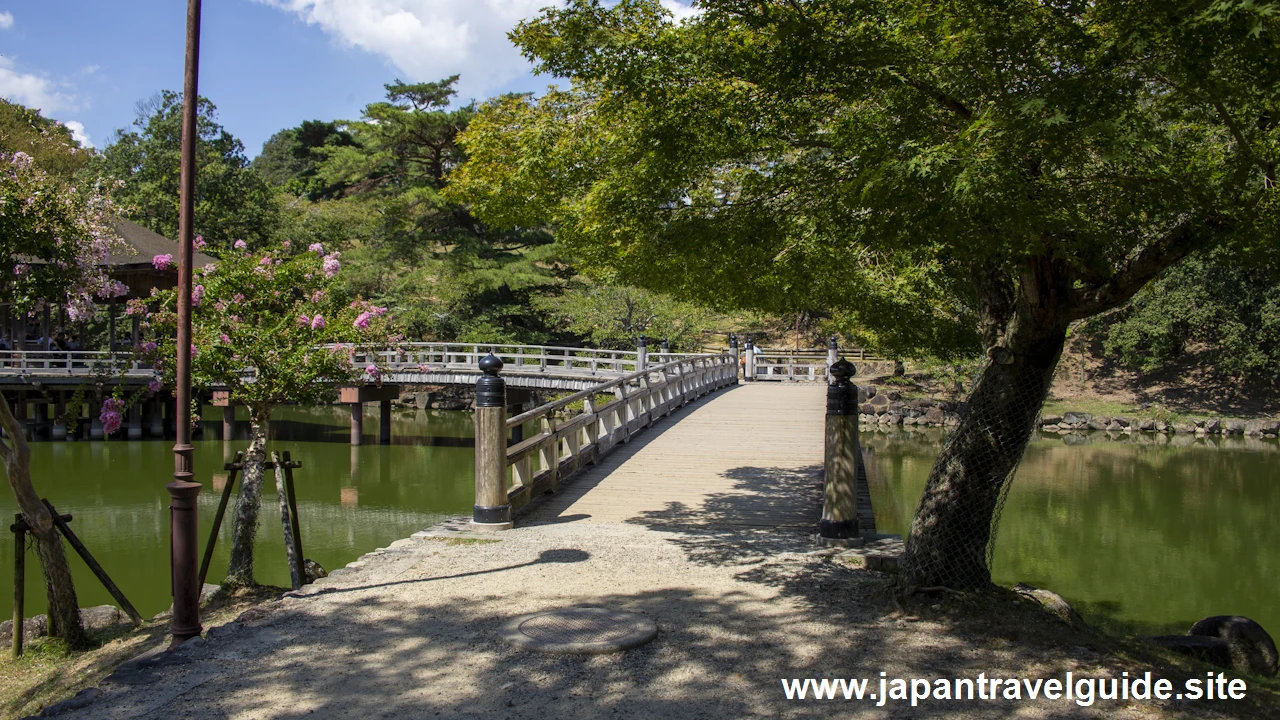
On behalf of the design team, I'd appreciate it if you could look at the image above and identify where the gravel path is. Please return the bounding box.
[36,514,1263,720]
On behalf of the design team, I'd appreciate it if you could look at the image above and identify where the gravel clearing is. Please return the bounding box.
[38,517,1268,720]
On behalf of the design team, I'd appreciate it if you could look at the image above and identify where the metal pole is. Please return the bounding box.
[819,359,862,546]
[168,0,203,647]
[472,354,511,530]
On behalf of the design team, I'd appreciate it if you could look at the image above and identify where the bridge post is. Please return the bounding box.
[150,396,164,438]
[661,337,669,356]
[729,334,739,380]
[744,338,756,381]
[827,335,838,383]
[127,403,142,440]
[819,359,862,546]
[472,353,512,530]
[379,399,392,445]
[52,392,67,441]
[637,336,648,371]
[350,402,363,446]
[222,402,236,441]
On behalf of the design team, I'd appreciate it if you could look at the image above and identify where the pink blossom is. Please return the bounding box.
[100,411,122,436]
[194,235,206,249]
[220,334,231,344]
[310,290,325,303]
[349,301,361,309]
[371,306,388,316]
[11,152,32,170]
[416,363,432,372]
[229,315,241,323]
[191,284,204,307]
[323,256,340,277]
[282,240,291,248]
[298,314,311,327]
[353,312,370,329]
[259,255,273,266]
[274,259,282,265]
[311,315,326,330]
[190,344,198,359]
[308,243,324,255]
[152,254,173,270]
[366,364,380,379]
[139,341,158,354]
[234,239,247,250]
[13,263,30,276]
[148,379,163,392]
[215,300,227,312]
[232,294,245,303]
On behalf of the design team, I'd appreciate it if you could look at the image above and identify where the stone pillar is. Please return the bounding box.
[148,397,163,437]
[379,399,391,445]
[819,359,862,546]
[222,402,236,441]
[729,334,740,380]
[350,402,363,446]
[127,403,142,440]
[661,337,670,356]
[472,353,511,530]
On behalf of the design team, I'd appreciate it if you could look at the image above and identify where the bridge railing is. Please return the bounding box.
[336,342,649,377]
[492,352,739,518]
[750,353,831,382]
[0,350,151,374]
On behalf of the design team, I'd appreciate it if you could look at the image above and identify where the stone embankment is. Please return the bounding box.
[1038,413,1280,438]
[856,385,961,428]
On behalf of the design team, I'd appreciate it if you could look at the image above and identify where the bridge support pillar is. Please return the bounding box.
[150,397,165,438]
[52,393,67,441]
[127,403,142,440]
[379,399,391,445]
[32,401,47,441]
[827,336,839,383]
[637,336,648,371]
[819,359,862,547]
[222,402,236,441]
[350,402,363,446]
[472,353,511,530]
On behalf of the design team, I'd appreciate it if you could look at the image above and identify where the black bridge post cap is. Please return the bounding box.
[637,336,647,347]
[826,359,858,415]
[729,333,738,347]
[745,337,754,348]
[830,358,855,381]
[475,353,506,407]
[828,335,839,350]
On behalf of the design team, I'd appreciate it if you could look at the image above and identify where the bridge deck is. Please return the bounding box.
[527,383,826,529]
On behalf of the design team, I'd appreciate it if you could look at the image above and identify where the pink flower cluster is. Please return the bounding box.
[353,312,370,330]
[13,263,30,276]
[194,235,206,249]
[308,243,324,255]
[234,239,247,250]
[311,315,326,330]
[152,254,173,270]
[99,398,125,436]
[148,379,164,392]
[323,255,340,278]
[366,364,380,380]
[192,284,204,307]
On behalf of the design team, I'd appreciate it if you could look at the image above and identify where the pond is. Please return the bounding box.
[1,412,1275,642]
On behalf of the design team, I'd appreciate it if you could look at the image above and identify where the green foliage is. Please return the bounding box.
[253,120,357,199]
[532,282,718,351]
[450,0,1280,358]
[1093,251,1280,381]
[0,100,89,178]
[137,245,397,418]
[90,92,280,253]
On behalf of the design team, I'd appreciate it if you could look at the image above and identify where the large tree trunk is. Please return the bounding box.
[902,257,1072,590]
[224,407,269,589]
[0,395,88,647]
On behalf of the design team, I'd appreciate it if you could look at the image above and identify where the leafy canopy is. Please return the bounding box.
[450,0,1280,358]
[91,91,280,254]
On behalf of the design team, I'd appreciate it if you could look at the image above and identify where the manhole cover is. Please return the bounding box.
[502,608,657,655]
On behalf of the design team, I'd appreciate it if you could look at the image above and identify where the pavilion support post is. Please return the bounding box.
[379,399,391,445]
[131,315,140,351]
[222,402,235,441]
[52,392,67,441]
[819,359,862,547]
[349,403,363,446]
[32,401,47,442]
[472,353,511,531]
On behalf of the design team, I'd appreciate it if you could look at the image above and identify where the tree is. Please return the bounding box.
[91,91,280,254]
[0,150,126,647]
[138,243,396,588]
[533,282,718,351]
[0,100,90,179]
[449,0,1279,588]
[253,120,357,200]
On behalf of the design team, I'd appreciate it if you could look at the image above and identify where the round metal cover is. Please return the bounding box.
[502,607,657,655]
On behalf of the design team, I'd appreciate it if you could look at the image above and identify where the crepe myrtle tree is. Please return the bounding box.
[0,150,127,647]
[449,0,1280,589]
[138,241,397,588]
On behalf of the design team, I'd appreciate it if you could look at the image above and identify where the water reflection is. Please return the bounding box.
[863,428,1280,637]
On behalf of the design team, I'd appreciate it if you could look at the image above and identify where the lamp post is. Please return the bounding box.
[167,0,203,647]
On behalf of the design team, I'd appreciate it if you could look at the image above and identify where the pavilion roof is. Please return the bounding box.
[105,219,216,269]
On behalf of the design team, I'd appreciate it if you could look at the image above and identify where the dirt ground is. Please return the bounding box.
[21,518,1277,720]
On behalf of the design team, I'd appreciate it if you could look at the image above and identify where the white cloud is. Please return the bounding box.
[257,0,702,100]
[0,56,74,113]
[0,12,13,31]
[61,120,92,148]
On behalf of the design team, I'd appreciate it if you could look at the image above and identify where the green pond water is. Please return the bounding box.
[1,411,1275,641]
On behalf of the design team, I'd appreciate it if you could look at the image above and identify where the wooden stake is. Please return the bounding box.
[12,514,23,659]
[281,451,306,585]
[42,500,142,625]
[271,452,301,590]
[198,451,243,589]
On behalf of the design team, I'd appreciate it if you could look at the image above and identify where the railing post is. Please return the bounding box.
[637,336,648,371]
[827,335,838,382]
[472,353,512,530]
[729,334,739,381]
[744,338,756,381]
[661,337,669,356]
[819,359,862,546]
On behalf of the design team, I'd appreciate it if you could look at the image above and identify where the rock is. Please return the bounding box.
[858,402,875,415]
[1243,419,1280,436]
[1193,418,1206,428]
[877,414,892,424]
[304,559,329,583]
[414,392,432,410]
[943,413,960,426]
[397,392,415,405]
[1040,415,1063,426]
[923,407,945,425]
[1204,418,1222,433]
[869,394,891,408]
[1189,616,1278,677]
[885,391,902,402]
[903,417,917,425]
[1087,417,1109,431]
[0,604,134,645]
[1155,420,1168,432]
[1174,422,1197,434]
[863,385,878,400]
[1106,421,1124,432]
[857,386,871,403]
[1013,583,1086,627]
[1149,635,1234,669]
[1062,411,1091,426]
[1223,419,1246,435]
[1111,416,1131,428]
[1138,418,1156,432]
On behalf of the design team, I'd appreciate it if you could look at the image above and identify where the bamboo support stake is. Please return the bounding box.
[199,452,243,589]
[42,499,143,625]
[271,452,301,590]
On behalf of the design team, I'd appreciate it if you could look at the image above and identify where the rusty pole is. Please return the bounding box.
[168,0,203,647]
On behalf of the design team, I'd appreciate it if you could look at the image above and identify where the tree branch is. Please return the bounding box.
[1066,219,1209,320]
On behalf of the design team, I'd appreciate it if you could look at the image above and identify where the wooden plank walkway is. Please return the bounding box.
[527,383,828,530]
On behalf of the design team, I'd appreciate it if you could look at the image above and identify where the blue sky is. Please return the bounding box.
[1,1,698,158]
